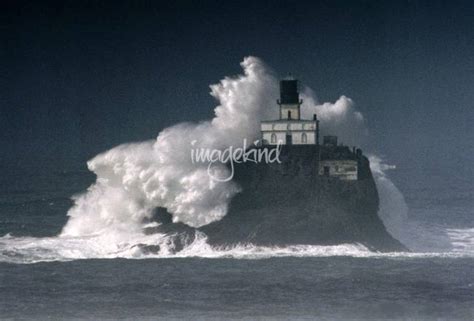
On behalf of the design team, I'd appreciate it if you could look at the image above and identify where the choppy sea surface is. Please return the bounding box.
[0,165,473,320]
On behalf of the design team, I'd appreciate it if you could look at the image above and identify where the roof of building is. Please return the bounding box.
[261,119,316,123]
[319,145,358,161]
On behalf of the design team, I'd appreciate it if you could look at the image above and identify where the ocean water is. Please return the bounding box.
[0,165,473,320]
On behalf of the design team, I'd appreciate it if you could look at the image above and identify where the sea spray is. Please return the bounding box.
[369,155,408,238]
[61,56,368,238]
[301,89,368,147]
[0,56,413,262]
[61,57,278,235]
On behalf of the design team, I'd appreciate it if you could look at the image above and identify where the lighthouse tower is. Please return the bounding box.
[261,78,319,145]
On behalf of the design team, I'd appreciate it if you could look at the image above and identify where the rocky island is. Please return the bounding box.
[149,78,406,253]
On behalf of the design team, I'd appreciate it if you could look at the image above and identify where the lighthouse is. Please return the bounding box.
[260,78,319,145]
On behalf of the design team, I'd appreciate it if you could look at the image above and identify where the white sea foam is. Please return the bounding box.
[446,228,474,253]
[2,231,473,264]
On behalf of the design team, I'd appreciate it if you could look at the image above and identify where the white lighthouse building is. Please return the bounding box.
[261,78,319,145]
[260,77,359,181]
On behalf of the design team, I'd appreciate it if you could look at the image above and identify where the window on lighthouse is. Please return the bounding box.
[302,133,307,143]
[271,133,277,144]
[288,110,292,119]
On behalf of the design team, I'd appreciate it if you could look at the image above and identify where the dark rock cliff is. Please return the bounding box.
[151,145,406,252]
